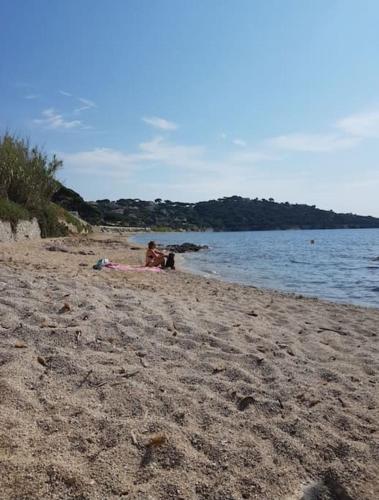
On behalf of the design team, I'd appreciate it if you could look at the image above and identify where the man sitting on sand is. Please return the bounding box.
[145,241,166,267]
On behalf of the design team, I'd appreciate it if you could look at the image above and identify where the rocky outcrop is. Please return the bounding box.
[0,218,41,243]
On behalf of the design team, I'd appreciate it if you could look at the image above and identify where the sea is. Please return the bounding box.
[132,228,379,308]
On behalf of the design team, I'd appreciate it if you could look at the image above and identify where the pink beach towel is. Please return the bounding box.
[105,262,162,273]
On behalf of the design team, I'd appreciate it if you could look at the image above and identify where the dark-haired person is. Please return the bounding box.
[145,241,166,267]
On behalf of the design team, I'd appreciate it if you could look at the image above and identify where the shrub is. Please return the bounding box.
[0,134,68,237]
[0,134,62,210]
[36,203,69,238]
[0,198,31,231]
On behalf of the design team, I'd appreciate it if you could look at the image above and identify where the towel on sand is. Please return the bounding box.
[105,263,162,272]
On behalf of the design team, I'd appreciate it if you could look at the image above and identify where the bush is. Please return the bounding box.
[0,198,31,231]
[36,203,69,238]
[0,134,69,237]
[0,134,62,209]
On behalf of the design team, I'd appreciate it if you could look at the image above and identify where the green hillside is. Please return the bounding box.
[88,196,379,231]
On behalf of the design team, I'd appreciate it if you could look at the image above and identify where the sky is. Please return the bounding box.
[1,0,379,216]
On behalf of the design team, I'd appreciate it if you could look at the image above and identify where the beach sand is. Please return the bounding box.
[0,234,378,499]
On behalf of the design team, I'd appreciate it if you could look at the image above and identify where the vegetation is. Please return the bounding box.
[52,184,102,225]
[0,198,31,231]
[36,203,69,238]
[86,196,379,231]
[0,134,86,237]
[0,133,61,206]
[62,208,92,234]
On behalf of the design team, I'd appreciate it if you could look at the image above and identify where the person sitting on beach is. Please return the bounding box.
[145,241,166,267]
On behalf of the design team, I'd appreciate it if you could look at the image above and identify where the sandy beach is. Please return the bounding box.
[0,234,378,499]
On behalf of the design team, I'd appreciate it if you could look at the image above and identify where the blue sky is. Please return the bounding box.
[1,0,379,216]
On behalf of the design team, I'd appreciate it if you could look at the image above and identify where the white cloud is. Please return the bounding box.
[58,90,97,114]
[62,148,135,177]
[142,116,178,131]
[268,132,360,152]
[336,110,379,138]
[34,108,83,130]
[232,138,247,147]
[24,94,39,99]
[74,97,97,113]
[220,132,227,140]
[267,108,379,154]
[138,136,207,169]
[62,137,209,177]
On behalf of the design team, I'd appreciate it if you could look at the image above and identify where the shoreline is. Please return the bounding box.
[0,233,378,499]
[181,260,379,311]
[130,231,379,310]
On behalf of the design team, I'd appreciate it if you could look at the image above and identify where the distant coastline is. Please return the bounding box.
[52,188,379,232]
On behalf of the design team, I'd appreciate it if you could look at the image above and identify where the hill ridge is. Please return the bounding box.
[53,188,379,231]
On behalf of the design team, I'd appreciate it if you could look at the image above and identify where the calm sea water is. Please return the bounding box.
[132,229,379,308]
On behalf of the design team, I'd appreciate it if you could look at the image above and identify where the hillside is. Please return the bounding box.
[52,184,102,225]
[75,195,379,231]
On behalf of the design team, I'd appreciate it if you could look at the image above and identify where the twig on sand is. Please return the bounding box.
[93,380,109,388]
[338,397,347,408]
[318,327,348,336]
[110,380,129,387]
[131,431,138,446]
[120,370,140,379]
[77,369,93,388]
